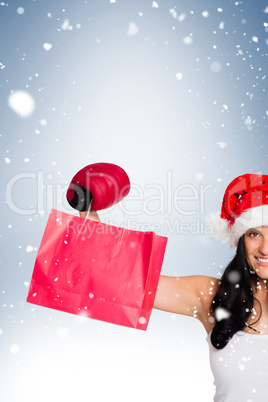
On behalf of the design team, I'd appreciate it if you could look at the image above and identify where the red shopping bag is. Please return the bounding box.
[27,209,167,330]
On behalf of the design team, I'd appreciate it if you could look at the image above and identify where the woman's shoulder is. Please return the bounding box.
[194,275,220,332]
[154,275,220,318]
[191,275,220,309]
[188,275,221,293]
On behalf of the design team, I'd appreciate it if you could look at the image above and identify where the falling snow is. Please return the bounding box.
[215,307,231,321]
[10,344,20,354]
[8,91,35,117]
[17,7,24,15]
[40,119,47,126]
[127,22,139,36]
[227,271,241,284]
[178,13,186,22]
[217,142,227,149]
[210,61,222,72]
[1,1,268,401]
[182,36,193,45]
[43,43,53,51]
[138,317,147,325]
[202,11,209,18]
[169,8,177,19]
[61,19,73,31]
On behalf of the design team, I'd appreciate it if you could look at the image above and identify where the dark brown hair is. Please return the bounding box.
[211,235,261,349]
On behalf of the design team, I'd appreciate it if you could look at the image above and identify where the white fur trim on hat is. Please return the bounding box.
[229,205,268,249]
[206,212,230,240]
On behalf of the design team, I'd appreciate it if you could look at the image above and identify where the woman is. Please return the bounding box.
[154,173,268,401]
[83,173,268,401]
[155,174,268,335]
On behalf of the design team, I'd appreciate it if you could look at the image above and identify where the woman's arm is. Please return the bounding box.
[79,210,101,221]
[154,275,219,321]
[82,210,218,323]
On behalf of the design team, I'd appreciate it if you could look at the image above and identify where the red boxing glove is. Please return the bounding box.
[66,162,130,212]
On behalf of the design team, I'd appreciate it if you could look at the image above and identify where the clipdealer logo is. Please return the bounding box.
[5,170,69,216]
[123,217,212,236]
[4,170,214,235]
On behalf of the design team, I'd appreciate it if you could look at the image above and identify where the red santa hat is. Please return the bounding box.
[207,174,268,249]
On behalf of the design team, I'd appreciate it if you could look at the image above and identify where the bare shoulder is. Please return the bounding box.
[194,275,220,296]
[154,274,220,320]
[194,275,221,332]
[176,275,220,314]
[196,275,220,309]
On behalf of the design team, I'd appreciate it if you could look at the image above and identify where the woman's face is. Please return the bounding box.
[244,226,268,280]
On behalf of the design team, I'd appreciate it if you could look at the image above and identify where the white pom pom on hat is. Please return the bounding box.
[207,174,268,249]
[206,212,229,240]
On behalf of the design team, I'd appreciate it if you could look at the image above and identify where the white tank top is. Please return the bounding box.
[207,330,268,402]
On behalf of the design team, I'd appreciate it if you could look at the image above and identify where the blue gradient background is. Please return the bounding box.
[1,1,267,401]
